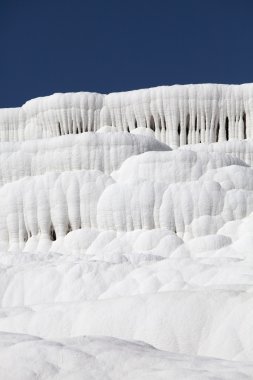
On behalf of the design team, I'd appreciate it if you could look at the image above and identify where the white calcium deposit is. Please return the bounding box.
[0,85,253,379]
[1,83,253,145]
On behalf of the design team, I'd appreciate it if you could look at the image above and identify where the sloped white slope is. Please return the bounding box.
[112,149,247,183]
[0,132,169,185]
[1,333,253,380]
[1,146,253,250]
[0,102,253,378]
[181,138,253,166]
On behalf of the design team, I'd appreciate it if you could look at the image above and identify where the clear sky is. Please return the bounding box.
[1,0,253,107]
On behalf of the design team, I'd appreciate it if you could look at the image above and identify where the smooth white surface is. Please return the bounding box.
[0,90,253,378]
[1,333,253,380]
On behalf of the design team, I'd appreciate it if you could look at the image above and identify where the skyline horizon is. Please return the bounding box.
[1,0,253,107]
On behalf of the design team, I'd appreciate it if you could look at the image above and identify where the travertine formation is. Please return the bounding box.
[1,84,253,145]
[1,86,253,379]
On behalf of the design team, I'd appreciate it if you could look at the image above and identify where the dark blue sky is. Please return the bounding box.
[1,0,253,107]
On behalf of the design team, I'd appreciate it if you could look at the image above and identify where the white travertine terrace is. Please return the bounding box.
[1,86,253,379]
[1,334,253,380]
[181,138,253,165]
[0,132,168,185]
[1,84,253,145]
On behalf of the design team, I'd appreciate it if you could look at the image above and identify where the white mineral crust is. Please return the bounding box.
[0,85,253,379]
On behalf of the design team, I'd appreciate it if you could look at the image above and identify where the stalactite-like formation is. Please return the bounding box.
[1,84,253,145]
[1,85,253,378]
